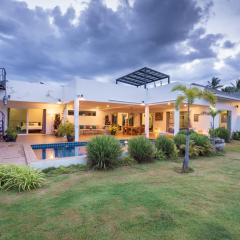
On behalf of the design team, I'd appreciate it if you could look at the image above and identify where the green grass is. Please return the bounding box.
[0,142,240,240]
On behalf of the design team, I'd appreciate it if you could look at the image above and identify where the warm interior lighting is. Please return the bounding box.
[184,104,187,107]
[107,105,110,108]
[167,102,171,105]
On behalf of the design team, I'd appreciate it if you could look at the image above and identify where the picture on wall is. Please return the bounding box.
[155,112,163,121]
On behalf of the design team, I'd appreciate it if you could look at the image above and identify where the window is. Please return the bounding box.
[194,114,199,122]
[68,110,96,116]
[155,112,163,121]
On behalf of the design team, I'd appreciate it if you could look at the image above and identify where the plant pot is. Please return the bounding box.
[111,130,117,135]
[67,135,74,142]
[4,135,17,142]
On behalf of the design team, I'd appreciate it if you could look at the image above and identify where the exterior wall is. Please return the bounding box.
[151,105,210,135]
[67,108,105,127]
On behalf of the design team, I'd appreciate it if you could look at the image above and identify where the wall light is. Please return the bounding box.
[140,101,145,106]
[77,94,85,101]
[184,104,187,107]
[57,99,62,104]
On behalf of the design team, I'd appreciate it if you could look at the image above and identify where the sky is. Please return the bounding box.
[0,0,240,85]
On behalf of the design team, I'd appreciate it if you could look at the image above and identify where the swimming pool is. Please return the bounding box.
[31,140,128,160]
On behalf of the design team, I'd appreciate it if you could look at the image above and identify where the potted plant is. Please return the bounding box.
[57,122,75,142]
[109,125,118,135]
[4,128,18,142]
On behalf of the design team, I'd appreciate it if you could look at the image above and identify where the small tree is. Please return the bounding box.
[202,106,222,139]
[172,85,216,172]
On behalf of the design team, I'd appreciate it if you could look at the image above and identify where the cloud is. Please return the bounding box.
[223,40,236,49]
[0,0,227,82]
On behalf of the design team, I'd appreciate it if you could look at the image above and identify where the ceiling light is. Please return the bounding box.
[78,94,85,101]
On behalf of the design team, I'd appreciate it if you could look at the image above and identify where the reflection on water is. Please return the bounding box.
[34,146,87,160]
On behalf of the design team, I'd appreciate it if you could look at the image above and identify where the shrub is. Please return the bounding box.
[154,149,167,161]
[42,164,86,176]
[4,128,18,142]
[174,132,214,157]
[87,136,122,169]
[128,136,155,163]
[57,122,74,137]
[118,156,136,166]
[214,127,231,143]
[0,165,45,192]
[155,135,178,159]
[232,131,240,140]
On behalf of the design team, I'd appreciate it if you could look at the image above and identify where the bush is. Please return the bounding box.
[4,128,18,142]
[118,156,136,166]
[87,136,122,170]
[57,122,74,137]
[155,135,178,159]
[0,165,45,192]
[128,136,155,163]
[42,164,86,176]
[214,127,231,143]
[232,131,240,140]
[154,149,167,161]
[174,132,214,157]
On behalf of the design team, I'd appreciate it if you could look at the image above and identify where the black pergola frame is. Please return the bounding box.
[116,67,170,88]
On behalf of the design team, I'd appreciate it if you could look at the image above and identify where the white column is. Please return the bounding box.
[74,98,79,142]
[26,109,29,134]
[63,104,68,123]
[145,105,149,138]
[174,109,180,135]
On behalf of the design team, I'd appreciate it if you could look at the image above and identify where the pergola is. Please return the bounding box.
[116,67,170,88]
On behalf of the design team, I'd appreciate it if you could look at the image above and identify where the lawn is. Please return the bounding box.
[0,142,240,240]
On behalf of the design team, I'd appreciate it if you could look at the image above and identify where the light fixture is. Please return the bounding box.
[107,105,110,108]
[78,94,85,101]
[57,99,62,104]
[140,101,145,106]
[167,102,171,105]
[184,104,187,107]
[2,95,10,105]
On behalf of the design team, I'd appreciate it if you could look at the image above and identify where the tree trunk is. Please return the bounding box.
[183,103,190,171]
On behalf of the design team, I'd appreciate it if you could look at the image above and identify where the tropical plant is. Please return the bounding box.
[222,79,240,93]
[128,136,155,163]
[87,135,122,169]
[57,122,74,141]
[207,77,223,89]
[174,132,214,157]
[4,128,18,142]
[0,165,45,192]
[202,106,222,138]
[155,135,178,159]
[232,131,240,140]
[109,125,118,135]
[172,85,216,171]
[213,127,231,143]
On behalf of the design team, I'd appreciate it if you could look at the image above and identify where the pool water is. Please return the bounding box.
[32,140,128,160]
[32,142,88,160]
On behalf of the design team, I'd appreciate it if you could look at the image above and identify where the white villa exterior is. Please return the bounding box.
[1,68,240,142]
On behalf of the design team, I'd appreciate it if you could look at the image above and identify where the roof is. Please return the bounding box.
[191,83,240,101]
[116,67,170,88]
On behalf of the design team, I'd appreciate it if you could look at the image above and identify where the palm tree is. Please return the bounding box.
[172,85,216,172]
[202,106,222,138]
[207,77,223,89]
[222,79,240,93]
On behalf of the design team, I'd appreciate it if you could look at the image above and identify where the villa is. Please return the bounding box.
[1,67,240,144]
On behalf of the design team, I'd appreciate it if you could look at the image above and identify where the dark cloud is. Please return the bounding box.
[0,0,224,82]
[223,40,236,49]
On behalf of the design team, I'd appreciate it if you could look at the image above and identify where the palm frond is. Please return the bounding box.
[175,95,186,110]
[201,90,217,106]
[172,84,187,93]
